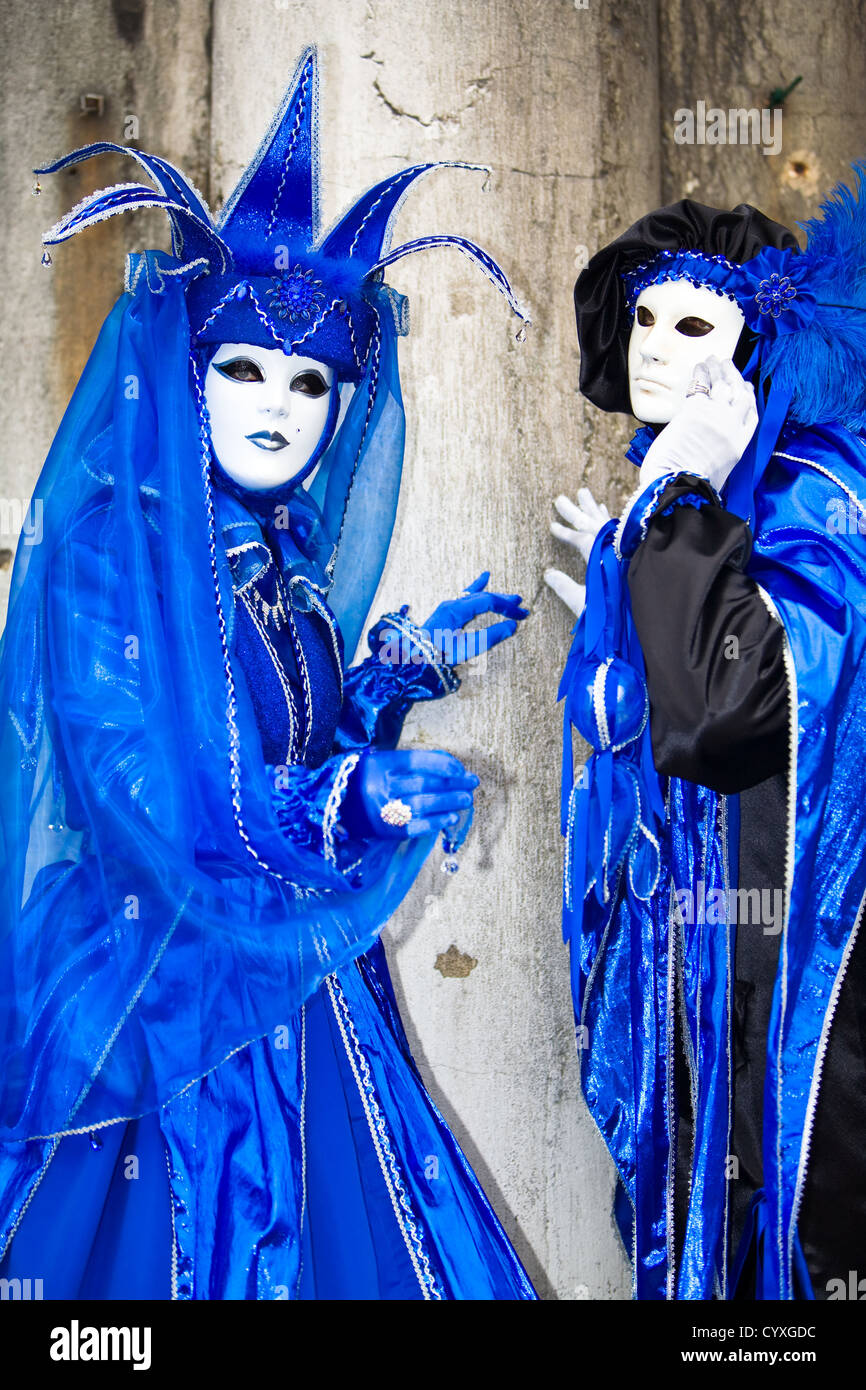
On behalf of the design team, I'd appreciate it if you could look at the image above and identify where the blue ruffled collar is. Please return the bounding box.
[625,424,659,468]
[216,476,336,598]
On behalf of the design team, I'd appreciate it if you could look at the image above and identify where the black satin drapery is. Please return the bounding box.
[628,474,866,1299]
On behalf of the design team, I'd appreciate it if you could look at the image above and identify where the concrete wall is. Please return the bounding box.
[2,0,864,1299]
[1,0,211,594]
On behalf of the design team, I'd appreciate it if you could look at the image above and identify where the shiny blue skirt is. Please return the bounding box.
[0,943,534,1301]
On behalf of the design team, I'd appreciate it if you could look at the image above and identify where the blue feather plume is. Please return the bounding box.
[762,161,866,432]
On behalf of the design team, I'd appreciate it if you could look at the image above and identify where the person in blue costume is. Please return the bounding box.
[0,48,537,1301]
[548,171,866,1299]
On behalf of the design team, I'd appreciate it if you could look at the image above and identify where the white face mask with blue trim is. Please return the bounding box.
[205,343,336,491]
[628,279,745,424]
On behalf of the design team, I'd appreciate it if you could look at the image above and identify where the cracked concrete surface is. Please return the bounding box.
[365,48,496,131]
[372,73,489,130]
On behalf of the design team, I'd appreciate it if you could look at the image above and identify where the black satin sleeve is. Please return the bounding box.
[626,473,788,794]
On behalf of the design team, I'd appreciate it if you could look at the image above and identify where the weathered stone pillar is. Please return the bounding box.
[209,0,659,1297]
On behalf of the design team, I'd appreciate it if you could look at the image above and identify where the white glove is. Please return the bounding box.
[545,486,611,619]
[544,567,585,618]
[636,356,758,499]
[550,488,612,564]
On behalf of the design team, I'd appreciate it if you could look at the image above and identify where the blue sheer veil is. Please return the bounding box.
[0,266,435,1142]
[0,49,528,1143]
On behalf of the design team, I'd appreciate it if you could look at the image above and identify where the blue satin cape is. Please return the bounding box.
[561,420,866,1299]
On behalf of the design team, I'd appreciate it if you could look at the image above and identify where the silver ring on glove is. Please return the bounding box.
[380,798,413,827]
[686,380,712,398]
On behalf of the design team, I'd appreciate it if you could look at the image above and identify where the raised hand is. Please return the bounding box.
[341,748,479,839]
[550,488,611,564]
[423,571,529,664]
[545,488,608,619]
[638,355,758,496]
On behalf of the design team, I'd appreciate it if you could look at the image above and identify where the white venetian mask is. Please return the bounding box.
[204,344,335,491]
[627,279,746,424]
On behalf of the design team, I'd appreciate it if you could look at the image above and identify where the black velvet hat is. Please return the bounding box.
[574,199,800,414]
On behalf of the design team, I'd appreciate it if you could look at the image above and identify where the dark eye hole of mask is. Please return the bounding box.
[290,370,330,397]
[636,304,655,327]
[675,316,714,337]
[213,358,264,383]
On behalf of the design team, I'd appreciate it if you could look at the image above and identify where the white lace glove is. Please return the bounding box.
[545,487,612,618]
[634,356,758,503]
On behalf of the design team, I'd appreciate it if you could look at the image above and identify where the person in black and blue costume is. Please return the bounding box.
[0,49,536,1300]
[550,179,866,1299]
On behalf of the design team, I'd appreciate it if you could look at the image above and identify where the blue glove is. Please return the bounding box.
[423,571,529,664]
[340,748,479,840]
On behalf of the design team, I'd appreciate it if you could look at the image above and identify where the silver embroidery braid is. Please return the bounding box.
[326,974,443,1299]
[323,754,360,869]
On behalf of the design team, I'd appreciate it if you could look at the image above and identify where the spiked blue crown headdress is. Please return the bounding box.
[35,46,528,380]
